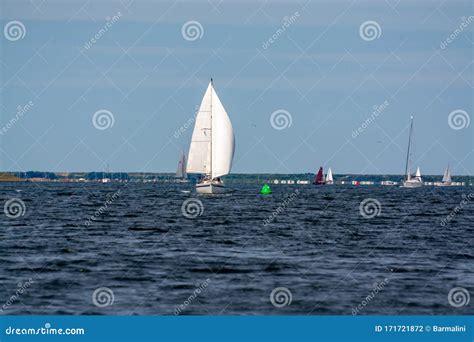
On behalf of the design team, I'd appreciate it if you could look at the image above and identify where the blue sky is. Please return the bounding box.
[0,0,472,175]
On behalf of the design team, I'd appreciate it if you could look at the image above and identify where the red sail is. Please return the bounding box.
[314,166,324,184]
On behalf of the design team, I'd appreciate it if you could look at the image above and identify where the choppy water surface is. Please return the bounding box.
[0,182,473,315]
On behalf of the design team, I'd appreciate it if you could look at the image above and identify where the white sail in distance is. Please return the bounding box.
[326,167,333,182]
[176,149,187,178]
[442,166,451,183]
[414,167,422,182]
[186,81,235,178]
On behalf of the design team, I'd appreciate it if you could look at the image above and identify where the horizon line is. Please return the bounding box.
[1,171,473,177]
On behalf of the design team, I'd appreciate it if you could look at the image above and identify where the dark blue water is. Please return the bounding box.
[0,181,472,315]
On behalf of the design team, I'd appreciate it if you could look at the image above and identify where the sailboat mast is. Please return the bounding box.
[404,116,414,180]
[183,152,187,178]
[209,78,213,178]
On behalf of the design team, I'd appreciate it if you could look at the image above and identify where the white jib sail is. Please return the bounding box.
[415,167,421,178]
[211,84,234,179]
[414,167,422,182]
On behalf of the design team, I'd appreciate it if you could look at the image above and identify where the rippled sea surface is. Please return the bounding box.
[0,181,473,315]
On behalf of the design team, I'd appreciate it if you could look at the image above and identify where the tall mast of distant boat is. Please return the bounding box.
[210,78,213,179]
[401,116,423,188]
[176,149,187,181]
[404,116,414,181]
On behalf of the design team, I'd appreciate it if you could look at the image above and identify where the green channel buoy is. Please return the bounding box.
[260,184,272,195]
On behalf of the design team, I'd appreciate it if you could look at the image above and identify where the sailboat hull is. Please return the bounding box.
[434,182,453,187]
[196,180,226,194]
[400,180,423,188]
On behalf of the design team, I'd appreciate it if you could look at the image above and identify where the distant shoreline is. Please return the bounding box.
[0,171,471,186]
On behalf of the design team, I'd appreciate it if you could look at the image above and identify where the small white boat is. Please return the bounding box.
[435,165,453,187]
[381,180,398,186]
[325,167,334,185]
[401,116,423,188]
[402,169,423,188]
[102,164,111,183]
[186,79,235,194]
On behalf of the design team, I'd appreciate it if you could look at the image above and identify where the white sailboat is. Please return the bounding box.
[186,79,235,194]
[102,163,111,183]
[175,149,188,183]
[325,167,334,185]
[435,165,453,186]
[401,116,423,188]
[442,166,451,183]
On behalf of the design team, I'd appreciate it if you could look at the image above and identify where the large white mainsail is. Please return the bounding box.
[186,84,212,175]
[186,80,235,193]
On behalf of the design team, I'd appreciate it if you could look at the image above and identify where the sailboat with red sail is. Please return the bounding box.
[313,166,325,185]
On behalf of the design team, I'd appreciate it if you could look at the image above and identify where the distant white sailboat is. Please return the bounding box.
[325,167,334,185]
[175,149,188,183]
[102,163,111,183]
[442,166,452,183]
[401,116,423,188]
[435,165,453,187]
[186,79,235,194]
